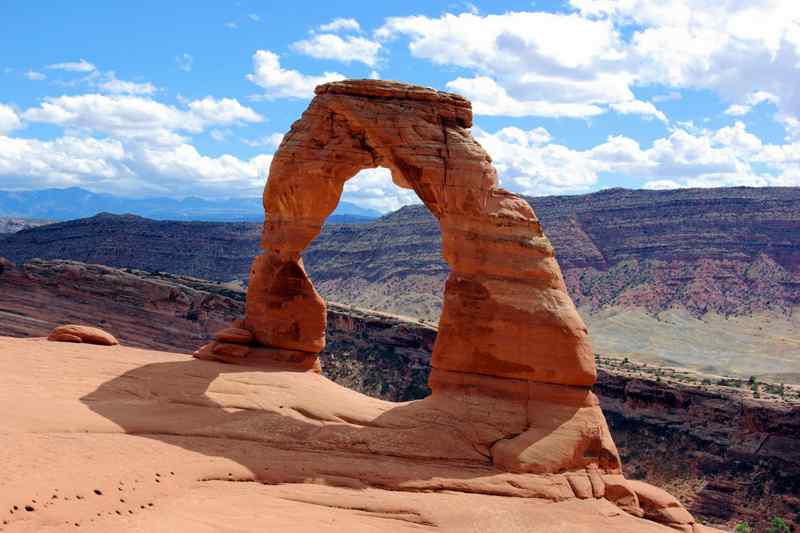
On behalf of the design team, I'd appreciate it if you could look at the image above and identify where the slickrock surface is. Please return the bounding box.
[0,336,723,532]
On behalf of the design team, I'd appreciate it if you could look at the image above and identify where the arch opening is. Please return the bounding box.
[305,167,442,325]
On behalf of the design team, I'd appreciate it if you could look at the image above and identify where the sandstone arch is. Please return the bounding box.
[250,80,595,386]
[197,80,620,475]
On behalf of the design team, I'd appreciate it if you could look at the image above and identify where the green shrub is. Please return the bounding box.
[733,522,751,533]
[767,516,790,533]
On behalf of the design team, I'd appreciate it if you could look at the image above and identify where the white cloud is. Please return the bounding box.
[225,21,238,29]
[248,13,262,22]
[319,18,361,33]
[22,94,262,145]
[292,34,381,67]
[0,133,273,197]
[378,4,800,123]
[724,90,779,116]
[447,76,605,118]
[242,133,284,148]
[378,12,631,118]
[175,53,193,72]
[0,104,22,135]
[610,99,667,122]
[46,59,96,72]
[132,143,271,194]
[724,104,751,117]
[187,96,263,124]
[98,74,156,95]
[342,167,422,212]
[713,121,762,153]
[25,70,46,81]
[246,50,345,100]
[472,121,796,195]
[0,135,126,188]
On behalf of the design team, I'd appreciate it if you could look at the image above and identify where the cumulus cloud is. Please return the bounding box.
[446,76,605,118]
[98,74,156,95]
[0,135,126,188]
[46,59,96,72]
[0,133,272,197]
[472,121,797,195]
[610,99,668,122]
[0,104,22,135]
[246,50,344,99]
[319,18,361,33]
[343,167,422,212]
[724,91,779,116]
[377,3,800,123]
[242,133,284,149]
[22,94,262,145]
[378,11,631,118]
[0,84,275,198]
[292,34,381,67]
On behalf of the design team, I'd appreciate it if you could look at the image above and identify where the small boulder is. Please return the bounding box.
[48,325,118,346]
[48,332,84,343]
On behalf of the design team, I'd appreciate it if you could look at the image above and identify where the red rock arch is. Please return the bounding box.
[245,80,595,387]
[196,80,622,476]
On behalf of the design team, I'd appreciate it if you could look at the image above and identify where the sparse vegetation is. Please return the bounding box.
[766,516,790,533]
[734,522,751,533]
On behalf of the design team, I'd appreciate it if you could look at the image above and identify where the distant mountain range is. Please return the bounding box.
[0,187,381,223]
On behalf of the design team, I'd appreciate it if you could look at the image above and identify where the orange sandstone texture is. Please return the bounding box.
[47,324,118,346]
[1,337,724,533]
[190,80,707,530]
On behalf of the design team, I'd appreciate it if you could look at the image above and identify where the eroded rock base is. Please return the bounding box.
[3,338,722,532]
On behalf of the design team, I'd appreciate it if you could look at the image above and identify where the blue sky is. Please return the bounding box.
[1,0,799,212]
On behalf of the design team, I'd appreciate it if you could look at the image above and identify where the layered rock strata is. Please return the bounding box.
[189,79,707,530]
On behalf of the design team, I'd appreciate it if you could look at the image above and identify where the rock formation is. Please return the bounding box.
[48,324,118,346]
[191,80,710,530]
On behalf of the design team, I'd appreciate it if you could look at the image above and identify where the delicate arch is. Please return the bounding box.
[244,80,595,387]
